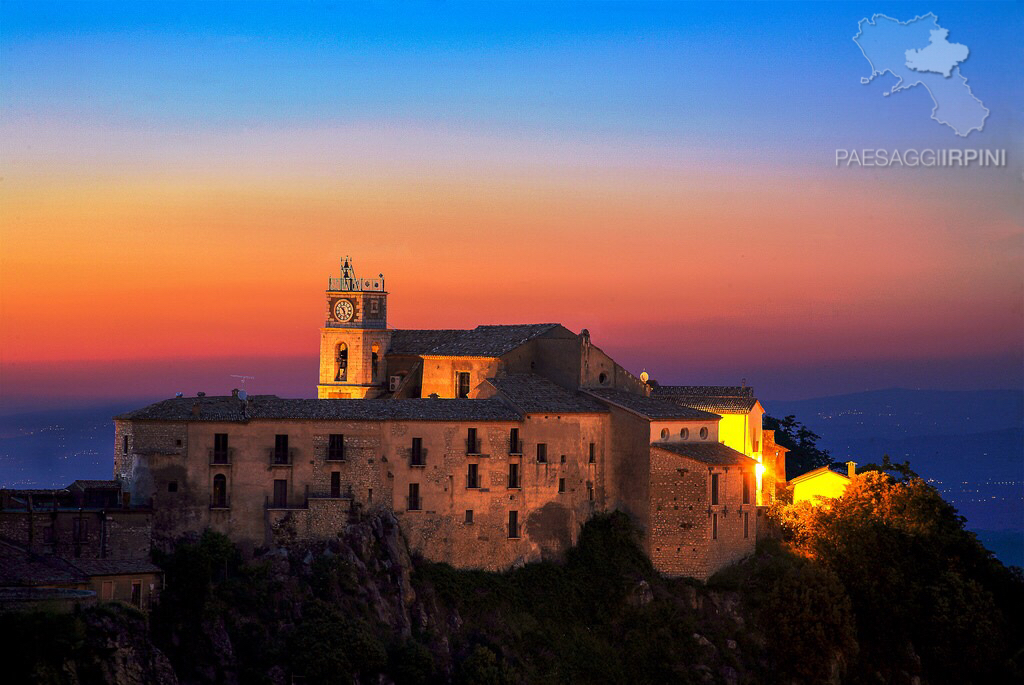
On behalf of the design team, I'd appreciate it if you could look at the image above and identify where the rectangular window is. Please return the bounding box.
[43,526,55,543]
[558,478,565,493]
[327,433,345,461]
[456,371,471,399]
[73,518,88,542]
[465,509,474,524]
[744,512,750,539]
[508,510,519,538]
[536,443,547,463]
[167,481,178,493]
[467,463,479,488]
[712,513,719,540]
[560,454,566,464]
[411,437,424,466]
[509,428,521,454]
[213,433,229,463]
[273,479,288,508]
[587,481,594,501]
[122,435,128,454]
[408,483,421,511]
[742,473,751,505]
[331,472,341,498]
[467,427,479,454]
[588,442,596,463]
[274,434,289,464]
[508,462,520,489]
[101,580,115,601]
[711,473,720,505]
[131,580,142,608]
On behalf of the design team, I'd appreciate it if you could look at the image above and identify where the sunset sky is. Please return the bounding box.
[1,1,1021,410]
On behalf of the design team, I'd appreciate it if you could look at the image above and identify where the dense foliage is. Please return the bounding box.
[766,468,1024,684]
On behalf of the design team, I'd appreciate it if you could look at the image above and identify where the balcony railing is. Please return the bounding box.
[466,438,482,455]
[268,447,298,466]
[410,447,428,467]
[264,495,308,510]
[509,440,524,456]
[308,487,354,500]
[466,474,480,489]
[209,495,230,510]
[209,448,234,465]
[407,495,421,511]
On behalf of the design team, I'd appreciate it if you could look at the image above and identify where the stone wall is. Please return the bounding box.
[0,508,153,560]
[120,412,609,569]
[648,448,757,580]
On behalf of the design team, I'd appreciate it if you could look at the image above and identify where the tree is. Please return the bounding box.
[764,414,831,479]
[771,469,1024,684]
[859,453,919,482]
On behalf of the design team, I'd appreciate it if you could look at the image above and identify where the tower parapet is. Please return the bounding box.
[327,255,386,293]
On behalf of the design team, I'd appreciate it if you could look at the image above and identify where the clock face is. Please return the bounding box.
[333,299,354,322]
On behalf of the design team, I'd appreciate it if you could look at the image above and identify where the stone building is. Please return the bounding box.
[791,462,857,505]
[0,481,161,610]
[114,257,782,580]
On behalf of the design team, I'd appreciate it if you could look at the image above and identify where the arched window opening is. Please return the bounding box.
[371,343,380,380]
[336,343,348,381]
[213,474,227,508]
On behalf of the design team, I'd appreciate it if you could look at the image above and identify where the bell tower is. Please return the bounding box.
[317,256,391,399]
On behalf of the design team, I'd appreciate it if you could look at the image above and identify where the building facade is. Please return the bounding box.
[114,258,781,580]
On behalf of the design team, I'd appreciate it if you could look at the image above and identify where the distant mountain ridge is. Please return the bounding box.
[766,388,1023,558]
[765,388,1023,441]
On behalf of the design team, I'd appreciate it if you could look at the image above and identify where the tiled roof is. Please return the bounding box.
[68,480,120,490]
[584,389,720,420]
[486,375,608,414]
[651,386,759,413]
[70,558,162,576]
[116,395,521,422]
[0,540,89,586]
[789,465,851,485]
[389,324,560,357]
[652,442,757,466]
[652,385,754,398]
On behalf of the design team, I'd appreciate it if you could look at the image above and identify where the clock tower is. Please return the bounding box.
[317,256,391,399]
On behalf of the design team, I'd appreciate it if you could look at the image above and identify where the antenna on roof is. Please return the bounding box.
[231,374,255,391]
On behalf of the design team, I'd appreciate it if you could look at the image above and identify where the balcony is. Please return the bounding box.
[268,447,298,466]
[308,487,354,501]
[209,448,234,466]
[209,495,230,510]
[466,438,483,456]
[406,495,422,511]
[264,494,308,510]
[509,440,524,456]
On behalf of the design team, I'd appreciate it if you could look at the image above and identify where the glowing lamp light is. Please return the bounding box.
[755,460,766,505]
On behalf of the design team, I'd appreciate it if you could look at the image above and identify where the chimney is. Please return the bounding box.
[847,461,857,478]
[231,388,239,398]
[192,402,201,417]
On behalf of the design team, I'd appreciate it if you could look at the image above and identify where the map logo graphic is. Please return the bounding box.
[854,13,988,137]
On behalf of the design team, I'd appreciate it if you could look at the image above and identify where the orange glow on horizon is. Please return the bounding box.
[1,142,1020,375]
